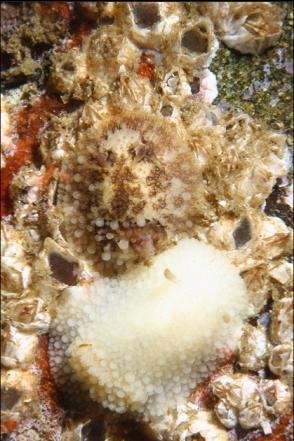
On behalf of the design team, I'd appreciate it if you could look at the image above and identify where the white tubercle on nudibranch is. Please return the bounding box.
[48,238,251,420]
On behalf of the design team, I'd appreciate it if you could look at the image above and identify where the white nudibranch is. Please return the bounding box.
[49,238,251,419]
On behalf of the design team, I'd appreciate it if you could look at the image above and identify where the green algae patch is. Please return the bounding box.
[211,2,293,146]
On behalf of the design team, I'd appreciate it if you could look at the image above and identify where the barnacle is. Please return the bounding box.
[212,374,292,433]
[238,324,268,372]
[195,2,283,55]
[48,48,89,101]
[260,379,292,416]
[0,2,292,440]
[176,17,219,73]
[126,2,183,48]
[170,405,229,441]
[268,343,293,379]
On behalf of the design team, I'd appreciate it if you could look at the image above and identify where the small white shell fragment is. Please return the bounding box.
[269,261,293,285]
[194,70,218,104]
[260,420,272,435]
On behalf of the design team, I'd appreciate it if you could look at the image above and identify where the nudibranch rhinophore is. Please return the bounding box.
[49,238,250,420]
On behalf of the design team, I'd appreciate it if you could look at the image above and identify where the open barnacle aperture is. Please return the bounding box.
[56,111,203,272]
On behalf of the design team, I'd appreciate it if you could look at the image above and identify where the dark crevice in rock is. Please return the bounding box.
[233,217,252,249]
[264,183,293,228]
[49,253,79,286]
[81,420,105,441]
[1,387,21,411]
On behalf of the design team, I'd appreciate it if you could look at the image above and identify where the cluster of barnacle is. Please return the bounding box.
[212,298,293,433]
[210,374,292,434]
[1,2,292,441]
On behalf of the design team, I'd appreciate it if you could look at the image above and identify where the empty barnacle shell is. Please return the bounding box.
[191,109,287,216]
[195,2,283,55]
[48,48,90,101]
[238,324,268,372]
[209,210,291,276]
[159,99,179,121]
[125,2,183,49]
[130,2,161,30]
[268,343,293,379]
[175,18,219,72]
[260,379,292,416]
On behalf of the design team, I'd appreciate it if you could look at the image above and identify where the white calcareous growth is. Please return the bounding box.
[49,239,251,419]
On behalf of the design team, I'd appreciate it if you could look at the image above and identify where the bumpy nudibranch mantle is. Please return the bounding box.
[54,112,204,272]
[49,239,250,420]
